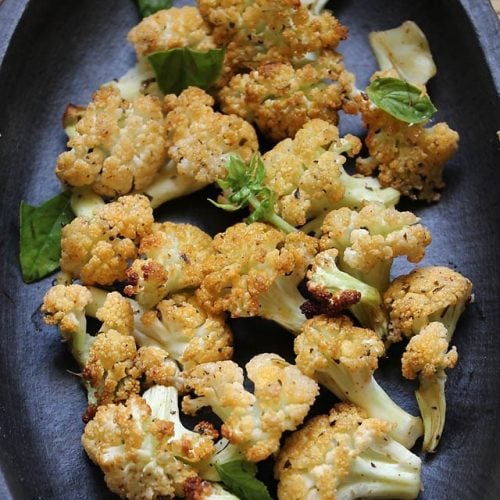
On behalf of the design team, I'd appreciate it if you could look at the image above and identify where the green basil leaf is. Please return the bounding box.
[148,48,225,95]
[19,191,74,283]
[366,77,437,124]
[215,460,272,500]
[137,0,173,18]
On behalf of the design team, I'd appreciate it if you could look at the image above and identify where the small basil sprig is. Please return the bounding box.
[137,0,173,18]
[148,48,225,95]
[366,77,437,124]
[210,154,297,234]
[19,191,74,283]
[215,460,272,500]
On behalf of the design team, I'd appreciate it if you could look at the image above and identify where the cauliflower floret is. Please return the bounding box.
[275,403,422,499]
[295,315,423,448]
[132,292,234,370]
[383,266,473,344]
[124,221,214,308]
[55,85,167,198]
[127,7,216,57]
[319,202,432,291]
[197,222,318,333]
[182,354,319,462]
[218,52,354,141]
[163,87,258,185]
[401,322,458,453]
[198,0,347,81]
[134,345,182,389]
[262,119,399,228]
[60,194,153,286]
[355,74,459,202]
[95,291,135,336]
[82,387,215,499]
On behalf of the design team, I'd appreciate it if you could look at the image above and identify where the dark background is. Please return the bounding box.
[0,0,499,498]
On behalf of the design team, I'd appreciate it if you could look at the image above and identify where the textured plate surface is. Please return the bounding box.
[0,0,499,498]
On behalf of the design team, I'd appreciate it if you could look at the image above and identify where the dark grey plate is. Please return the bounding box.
[0,0,499,498]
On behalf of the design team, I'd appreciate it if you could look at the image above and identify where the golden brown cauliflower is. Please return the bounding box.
[182,354,319,462]
[127,6,216,57]
[132,292,233,370]
[163,86,258,185]
[197,222,318,333]
[82,386,215,500]
[198,0,348,81]
[401,322,458,453]
[261,119,400,228]
[355,74,459,202]
[134,345,181,389]
[275,403,422,499]
[319,202,432,291]
[295,315,423,448]
[124,221,214,308]
[218,52,354,141]
[60,194,153,286]
[55,85,167,198]
[383,266,473,344]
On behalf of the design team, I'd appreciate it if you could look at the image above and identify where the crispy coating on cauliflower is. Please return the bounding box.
[56,86,167,197]
[401,322,458,452]
[124,221,214,308]
[82,387,214,499]
[275,403,422,499]
[197,222,318,333]
[132,292,233,370]
[60,195,153,285]
[198,0,348,81]
[355,74,459,202]
[319,202,432,291]
[163,87,258,185]
[383,266,472,344]
[182,354,319,461]
[219,52,354,141]
[295,315,423,448]
[128,7,216,57]
[261,119,401,228]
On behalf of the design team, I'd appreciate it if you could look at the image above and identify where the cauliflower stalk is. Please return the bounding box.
[196,222,318,333]
[275,403,422,499]
[295,315,423,449]
[319,202,432,292]
[402,322,458,453]
[182,354,319,462]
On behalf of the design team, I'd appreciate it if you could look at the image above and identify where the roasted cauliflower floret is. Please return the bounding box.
[128,6,216,57]
[82,386,215,500]
[124,221,214,308]
[60,195,153,286]
[134,345,182,389]
[355,74,459,202]
[383,266,473,344]
[132,292,234,370]
[275,403,422,499]
[261,119,399,228]
[295,315,423,448]
[197,222,318,333]
[304,249,389,340]
[94,291,134,336]
[163,86,258,185]
[319,202,432,291]
[182,354,319,462]
[402,322,458,453]
[198,0,347,81]
[219,52,354,141]
[56,85,167,198]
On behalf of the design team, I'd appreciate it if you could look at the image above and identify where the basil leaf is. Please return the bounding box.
[148,48,225,95]
[215,460,272,500]
[137,0,173,17]
[19,191,74,283]
[366,77,437,124]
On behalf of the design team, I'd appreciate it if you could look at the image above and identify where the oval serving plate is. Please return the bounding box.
[0,0,499,498]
